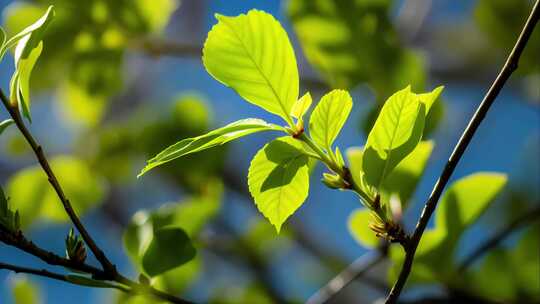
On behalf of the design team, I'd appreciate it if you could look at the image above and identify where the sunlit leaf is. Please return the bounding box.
[348,208,379,249]
[248,136,310,233]
[309,89,352,151]
[203,10,299,123]
[362,86,425,189]
[291,92,312,121]
[381,141,434,206]
[139,118,283,177]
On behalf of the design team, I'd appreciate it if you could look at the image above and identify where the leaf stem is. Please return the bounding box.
[385,2,540,303]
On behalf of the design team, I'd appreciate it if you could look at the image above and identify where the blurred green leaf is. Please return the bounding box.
[389,173,508,284]
[203,10,299,123]
[309,89,352,151]
[6,156,105,227]
[11,276,42,304]
[66,274,123,289]
[248,136,310,233]
[362,86,426,189]
[142,227,196,277]
[381,141,434,206]
[287,0,426,97]
[348,208,379,249]
[139,118,283,177]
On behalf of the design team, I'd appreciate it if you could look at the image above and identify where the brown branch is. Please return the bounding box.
[0,89,195,304]
[0,88,116,276]
[458,204,540,272]
[385,2,540,303]
[0,262,130,293]
[0,227,194,304]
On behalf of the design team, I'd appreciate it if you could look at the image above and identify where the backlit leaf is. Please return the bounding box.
[348,208,379,249]
[203,10,299,123]
[248,136,310,233]
[362,86,425,189]
[309,89,352,151]
[139,118,283,177]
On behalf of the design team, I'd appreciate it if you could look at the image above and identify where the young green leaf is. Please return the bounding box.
[66,274,124,289]
[0,27,5,56]
[202,10,299,124]
[309,89,352,151]
[348,208,380,249]
[142,227,196,277]
[416,86,444,114]
[248,136,310,233]
[291,92,312,121]
[139,118,283,177]
[0,6,54,58]
[362,86,426,189]
[381,141,434,206]
[5,6,55,121]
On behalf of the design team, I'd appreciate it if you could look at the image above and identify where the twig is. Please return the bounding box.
[0,262,130,293]
[0,88,116,276]
[458,204,540,272]
[0,89,195,303]
[0,227,194,303]
[307,247,387,304]
[385,1,540,303]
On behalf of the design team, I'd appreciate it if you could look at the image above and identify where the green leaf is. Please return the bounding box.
[348,208,379,249]
[5,5,55,121]
[362,86,426,189]
[11,276,41,304]
[291,92,312,121]
[139,118,283,177]
[416,86,444,114]
[287,0,426,97]
[309,89,352,151]
[0,119,14,135]
[0,26,5,57]
[141,227,196,277]
[6,156,105,227]
[203,10,299,123]
[13,41,43,120]
[389,172,508,285]
[248,136,310,233]
[381,141,434,206]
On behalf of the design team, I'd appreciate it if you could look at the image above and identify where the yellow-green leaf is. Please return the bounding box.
[139,118,283,177]
[348,208,379,249]
[309,89,352,151]
[291,92,312,120]
[362,86,425,188]
[203,10,299,123]
[248,137,310,233]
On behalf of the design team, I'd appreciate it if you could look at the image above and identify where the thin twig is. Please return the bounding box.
[0,262,130,293]
[385,2,540,303]
[0,88,116,276]
[458,204,540,272]
[307,247,387,304]
[0,227,194,303]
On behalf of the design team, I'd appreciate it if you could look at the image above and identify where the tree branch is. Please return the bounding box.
[0,262,130,293]
[0,88,117,276]
[458,204,540,272]
[385,1,540,303]
[307,247,388,304]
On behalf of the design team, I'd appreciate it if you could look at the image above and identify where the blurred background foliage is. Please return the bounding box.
[0,0,538,303]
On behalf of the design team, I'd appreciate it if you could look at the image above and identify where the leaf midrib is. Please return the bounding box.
[223,17,291,121]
